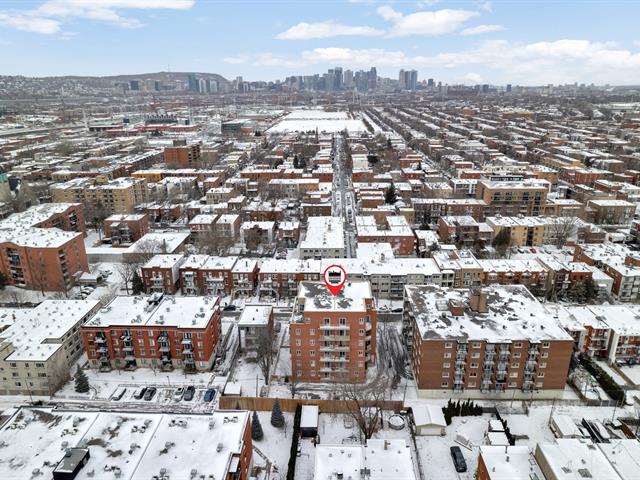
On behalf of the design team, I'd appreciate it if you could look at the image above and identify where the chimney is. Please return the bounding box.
[448,299,464,317]
[469,288,488,313]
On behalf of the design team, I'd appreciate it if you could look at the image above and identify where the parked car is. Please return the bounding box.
[143,387,157,401]
[173,387,185,401]
[204,388,216,402]
[112,387,127,401]
[223,305,236,312]
[450,446,467,473]
[133,387,147,400]
[184,385,195,401]
[391,307,403,313]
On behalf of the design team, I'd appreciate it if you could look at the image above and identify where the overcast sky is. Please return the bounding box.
[1,0,640,85]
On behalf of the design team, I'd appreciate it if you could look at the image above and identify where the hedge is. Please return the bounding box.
[579,353,626,403]
[286,404,302,480]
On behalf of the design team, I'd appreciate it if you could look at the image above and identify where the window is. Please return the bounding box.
[140,349,145,356]
[359,329,364,336]
[358,340,364,347]
[511,363,520,368]
[358,351,364,357]
[509,382,517,388]
[443,362,450,369]
[541,352,549,358]
[359,318,364,324]
[295,339,301,347]
[445,342,453,348]
[537,372,545,378]
[296,361,302,367]
[472,343,481,349]
[310,340,315,346]
[310,351,315,356]
[539,362,547,369]
[295,328,301,335]
[469,372,477,378]
[470,363,479,368]
[441,382,449,388]
[535,382,543,388]
[542,342,550,348]
[468,382,476,388]
[442,372,449,378]
[310,329,315,336]
[296,350,301,356]
[514,342,523,348]
[509,372,518,378]
[444,352,451,358]
[324,318,330,325]
[471,352,480,358]
[138,339,144,346]
[513,352,521,358]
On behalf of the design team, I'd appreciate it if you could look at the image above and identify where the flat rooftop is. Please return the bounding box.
[83,295,219,329]
[405,285,573,343]
[296,280,372,313]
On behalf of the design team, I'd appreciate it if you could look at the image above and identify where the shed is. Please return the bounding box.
[487,431,510,446]
[223,382,242,397]
[488,419,505,432]
[53,448,90,480]
[300,405,319,438]
[550,414,585,439]
[410,403,446,436]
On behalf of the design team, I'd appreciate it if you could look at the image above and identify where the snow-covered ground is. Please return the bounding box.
[619,365,640,386]
[267,110,367,134]
[252,411,294,479]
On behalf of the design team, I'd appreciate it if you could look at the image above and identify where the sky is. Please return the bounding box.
[1,0,640,85]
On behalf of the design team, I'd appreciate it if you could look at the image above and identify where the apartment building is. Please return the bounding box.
[476,180,549,217]
[0,203,89,292]
[163,140,203,168]
[553,304,640,365]
[477,446,544,480]
[0,300,100,395]
[260,259,321,299]
[180,254,238,296]
[477,259,548,290]
[82,295,221,372]
[412,198,487,225]
[356,215,416,256]
[141,254,186,294]
[438,216,492,247]
[586,199,635,225]
[237,304,274,352]
[300,216,345,260]
[432,249,482,288]
[404,286,573,399]
[50,176,147,214]
[290,281,376,383]
[103,213,150,246]
[232,258,259,298]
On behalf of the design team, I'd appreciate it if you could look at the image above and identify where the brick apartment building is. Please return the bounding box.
[586,199,635,225]
[260,259,321,299]
[412,198,487,225]
[0,204,89,292]
[82,295,221,372]
[290,281,377,383]
[180,255,237,296]
[141,254,186,294]
[553,304,640,365]
[163,140,202,169]
[103,213,150,246]
[403,286,573,399]
[356,215,416,256]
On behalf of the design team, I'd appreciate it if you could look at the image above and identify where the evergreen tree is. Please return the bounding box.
[271,398,285,428]
[492,228,511,256]
[131,270,144,295]
[385,182,397,204]
[0,271,7,290]
[251,411,264,441]
[74,367,90,393]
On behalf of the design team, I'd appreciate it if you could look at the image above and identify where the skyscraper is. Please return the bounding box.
[187,74,199,92]
[344,69,353,89]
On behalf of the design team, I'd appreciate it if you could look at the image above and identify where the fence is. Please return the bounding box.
[218,395,404,413]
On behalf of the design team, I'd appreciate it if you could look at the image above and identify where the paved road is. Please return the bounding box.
[332,133,357,258]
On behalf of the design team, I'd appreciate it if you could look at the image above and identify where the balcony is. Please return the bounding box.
[320,325,350,331]
[320,356,349,363]
[319,345,350,352]
[94,336,106,344]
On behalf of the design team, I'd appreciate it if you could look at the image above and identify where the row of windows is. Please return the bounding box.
[444,341,551,349]
[443,362,548,369]
[441,381,544,388]
[442,371,545,379]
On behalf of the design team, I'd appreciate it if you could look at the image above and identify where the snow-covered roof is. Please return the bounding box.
[409,403,446,428]
[536,439,621,480]
[238,304,272,327]
[597,440,640,480]
[142,254,185,269]
[300,405,319,429]
[0,300,99,361]
[0,408,249,480]
[405,285,573,343]
[300,216,345,251]
[480,446,544,479]
[83,295,219,329]
[297,281,372,313]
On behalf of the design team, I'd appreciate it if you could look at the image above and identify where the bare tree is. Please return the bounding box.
[115,261,139,295]
[338,374,390,440]
[197,228,234,256]
[547,217,580,248]
[256,328,275,386]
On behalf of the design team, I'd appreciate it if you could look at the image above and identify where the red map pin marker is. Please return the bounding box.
[323,264,347,296]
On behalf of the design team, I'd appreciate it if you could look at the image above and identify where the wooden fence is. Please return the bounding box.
[218,395,404,413]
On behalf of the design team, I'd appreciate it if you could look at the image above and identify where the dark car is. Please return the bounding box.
[143,387,157,401]
[204,388,216,403]
[184,385,196,401]
[133,387,147,400]
[450,446,467,473]
[223,305,236,312]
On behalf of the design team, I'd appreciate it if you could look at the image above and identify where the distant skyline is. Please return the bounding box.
[1,0,640,85]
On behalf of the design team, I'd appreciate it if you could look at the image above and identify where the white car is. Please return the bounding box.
[173,387,185,401]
